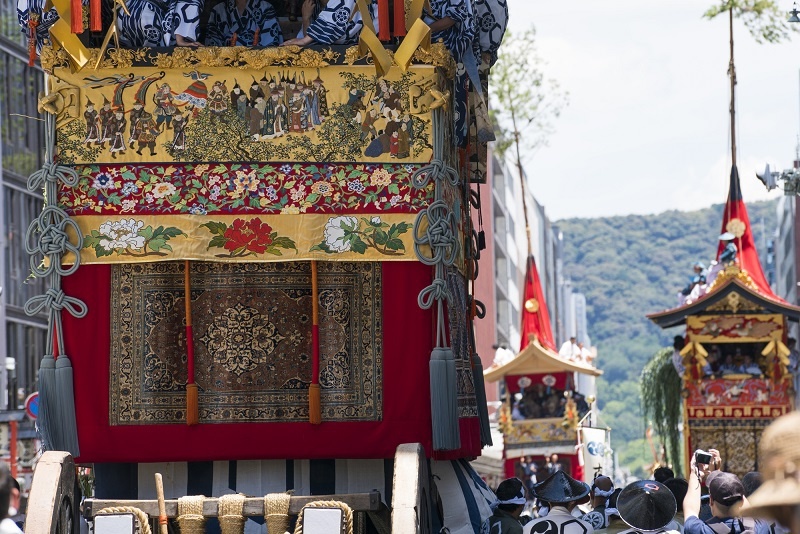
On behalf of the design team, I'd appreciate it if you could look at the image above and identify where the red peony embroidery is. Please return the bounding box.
[223,218,274,254]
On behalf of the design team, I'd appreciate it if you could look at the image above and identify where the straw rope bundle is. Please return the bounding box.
[176,496,206,534]
[218,494,246,534]
[264,492,292,534]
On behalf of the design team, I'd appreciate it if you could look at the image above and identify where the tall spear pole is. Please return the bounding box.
[727,6,743,254]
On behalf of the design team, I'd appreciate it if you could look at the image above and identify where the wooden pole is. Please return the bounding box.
[155,473,168,534]
[308,261,321,424]
[185,261,198,426]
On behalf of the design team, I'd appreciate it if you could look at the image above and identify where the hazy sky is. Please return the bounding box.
[505,0,800,221]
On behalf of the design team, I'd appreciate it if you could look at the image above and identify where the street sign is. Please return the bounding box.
[24,393,38,421]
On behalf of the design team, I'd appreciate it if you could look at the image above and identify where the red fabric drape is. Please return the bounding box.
[716,165,776,298]
[71,0,83,33]
[393,0,407,37]
[90,0,101,32]
[520,256,557,352]
[63,262,481,462]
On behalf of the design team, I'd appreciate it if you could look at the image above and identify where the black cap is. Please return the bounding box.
[706,472,744,506]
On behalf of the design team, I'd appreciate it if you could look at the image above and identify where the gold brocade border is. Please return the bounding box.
[40,42,455,77]
[686,405,790,419]
[686,314,783,343]
[64,213,429,264]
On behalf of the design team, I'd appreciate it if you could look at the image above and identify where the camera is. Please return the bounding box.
[695,450,712,465]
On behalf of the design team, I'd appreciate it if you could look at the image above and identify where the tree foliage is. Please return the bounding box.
[704,0,797,43]
[558,199,778,476]
[489,27,568,160]
[641,347,684,474]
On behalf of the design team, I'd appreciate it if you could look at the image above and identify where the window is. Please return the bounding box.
[0,50,45,178]
[0,0,26,48]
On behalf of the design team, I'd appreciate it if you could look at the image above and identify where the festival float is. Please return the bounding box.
[18,1,507,532]
[482,255,609,486]
[646,9,800,479]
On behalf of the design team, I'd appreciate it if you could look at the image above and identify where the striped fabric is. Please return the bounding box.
[93,458,495,534]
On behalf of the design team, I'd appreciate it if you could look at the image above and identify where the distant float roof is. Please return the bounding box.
[484,336,603,382]
[647,266,800,328]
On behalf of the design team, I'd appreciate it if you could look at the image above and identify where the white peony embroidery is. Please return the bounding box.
[323,216,358,253]
[98,219,146,251]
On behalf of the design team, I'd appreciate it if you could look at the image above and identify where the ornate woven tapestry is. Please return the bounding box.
[689,419,770,477]
[446,268,477,419]
[109,261,381,425]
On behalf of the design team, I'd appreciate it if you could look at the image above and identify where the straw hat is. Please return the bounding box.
[742,412,800,521]
[531,471,590,505]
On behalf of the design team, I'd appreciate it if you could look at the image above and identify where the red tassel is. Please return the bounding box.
[28,14,39,67]
[90,0,101,32]
[252,28,259,46]
[393,0,406,37]
[378,0,389,40]
[71,0,83,33]
[230,32,237,46]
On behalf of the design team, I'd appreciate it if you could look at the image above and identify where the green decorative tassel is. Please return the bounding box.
[37,354,57,451]
[430,346,460,451]
[54,355,80,456]
[471,353,492,447]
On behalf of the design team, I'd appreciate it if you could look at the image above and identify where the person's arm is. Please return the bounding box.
[684,448,719,519]
[427,15,455,32]
[683,455,702,520]
[301,0,314,33]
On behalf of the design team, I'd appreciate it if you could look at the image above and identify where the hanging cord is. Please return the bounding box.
[24,112,86,456]
[412,108,462,451]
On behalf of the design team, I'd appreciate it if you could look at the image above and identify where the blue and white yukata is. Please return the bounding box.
[300,0,379,45]
[163,0,204,44]
[205,0,282,47]
[116,0,203,47]
[16,0,65,51]
[423,0,477,146]
[472,0,507,66]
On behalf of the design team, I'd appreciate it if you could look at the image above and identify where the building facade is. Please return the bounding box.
[774,196,800,339]
[0,3,48,411]
[473,149,594,402]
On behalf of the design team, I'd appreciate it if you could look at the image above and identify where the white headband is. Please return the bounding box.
[593,487,615,498]
[491,482,527,510]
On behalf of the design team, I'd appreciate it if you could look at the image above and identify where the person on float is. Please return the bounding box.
[205,0,283,46]
[523,471,594,534]
[282,0,379,46]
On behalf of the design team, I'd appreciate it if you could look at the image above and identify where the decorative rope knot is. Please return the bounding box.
[418,278,451,309]
[25,205,82,277]
[411,158,459,190]
[28,161,79,192]
[24,288,87,318]
[413,200,459,267]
